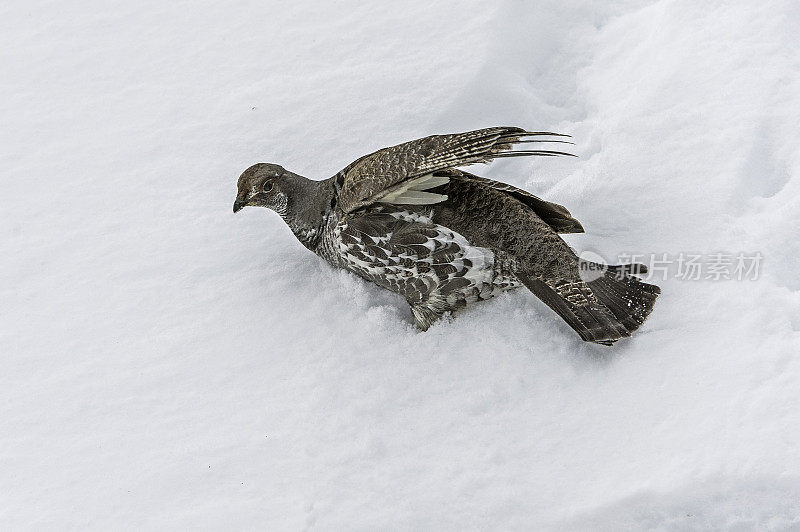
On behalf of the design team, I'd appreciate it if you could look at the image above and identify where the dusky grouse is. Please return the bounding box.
[233,127,659,345]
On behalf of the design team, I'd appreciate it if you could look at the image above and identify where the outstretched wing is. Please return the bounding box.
[337,126,574,213]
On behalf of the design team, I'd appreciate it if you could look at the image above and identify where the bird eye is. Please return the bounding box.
[263,181,273,193]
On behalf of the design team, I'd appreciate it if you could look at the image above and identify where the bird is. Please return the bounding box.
[233,126,659,345]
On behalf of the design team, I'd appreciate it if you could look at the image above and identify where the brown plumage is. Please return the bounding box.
[233,127,659,345]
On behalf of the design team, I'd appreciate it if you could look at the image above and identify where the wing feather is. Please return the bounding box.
[446,169,585,234]
[337,127,573,213]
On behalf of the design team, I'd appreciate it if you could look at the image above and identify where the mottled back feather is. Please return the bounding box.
[438,169,584,234]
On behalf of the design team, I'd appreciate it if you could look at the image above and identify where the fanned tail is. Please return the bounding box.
[517,265,660,345]
[587,264,660,338]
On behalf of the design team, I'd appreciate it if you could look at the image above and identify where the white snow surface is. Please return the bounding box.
[3,0,800,529]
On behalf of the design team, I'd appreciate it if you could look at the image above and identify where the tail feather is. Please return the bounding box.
[588,268,660,335]
[517,266,660,346]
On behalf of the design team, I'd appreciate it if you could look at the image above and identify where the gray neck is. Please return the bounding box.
[279,175,337,251]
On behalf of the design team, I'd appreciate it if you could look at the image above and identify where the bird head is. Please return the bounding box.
[233,163,294,215]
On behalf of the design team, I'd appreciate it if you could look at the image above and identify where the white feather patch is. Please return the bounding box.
[377,173,450,205]
[407,173,450,191]
[382,190,448,205]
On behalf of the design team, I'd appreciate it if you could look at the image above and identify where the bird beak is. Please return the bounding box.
[233,199,247,213]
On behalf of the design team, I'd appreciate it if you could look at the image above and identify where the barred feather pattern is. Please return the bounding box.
[338,127,572,213]
[318,206,521,329]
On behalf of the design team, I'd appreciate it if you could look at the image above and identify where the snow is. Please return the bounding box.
[2,0,799,528]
